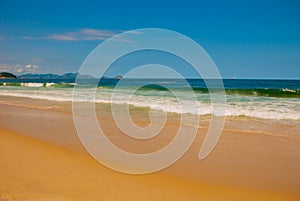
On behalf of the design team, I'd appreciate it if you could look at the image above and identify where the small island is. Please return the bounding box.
[0,72,17,79]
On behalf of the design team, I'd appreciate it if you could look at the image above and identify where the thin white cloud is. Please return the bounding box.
[0,64,9,71]
[125,30,143,34]
[80,29,116,37]
[46,34,78,41]
[0,63,40,74]
[44,28,143,42]
[16,28,143,42]
[21,64,39,73]
[45,29,120,41]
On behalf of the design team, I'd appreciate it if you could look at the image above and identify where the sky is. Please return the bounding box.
[0,0,300,79]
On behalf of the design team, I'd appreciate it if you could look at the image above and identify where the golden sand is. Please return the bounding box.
[0,103,300,200]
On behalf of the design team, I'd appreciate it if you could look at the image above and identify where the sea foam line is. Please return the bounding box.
[0,89,299,120]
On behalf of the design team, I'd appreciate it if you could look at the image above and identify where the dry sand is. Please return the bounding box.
[0,103,300,200]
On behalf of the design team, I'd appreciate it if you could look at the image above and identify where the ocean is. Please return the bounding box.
[0,78,299,120]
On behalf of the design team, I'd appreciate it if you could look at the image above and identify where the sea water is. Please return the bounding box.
[0,79,299,120]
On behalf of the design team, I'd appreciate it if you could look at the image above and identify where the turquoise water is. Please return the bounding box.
[0,79,299,120]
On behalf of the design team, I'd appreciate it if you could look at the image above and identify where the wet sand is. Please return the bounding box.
[0,102,300,200]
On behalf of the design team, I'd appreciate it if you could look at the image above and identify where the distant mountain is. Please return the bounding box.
[0,72,17,79]
[18,73,60,79]
[18,73,95,80]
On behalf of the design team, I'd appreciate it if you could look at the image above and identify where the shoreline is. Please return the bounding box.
[0,102,300,200]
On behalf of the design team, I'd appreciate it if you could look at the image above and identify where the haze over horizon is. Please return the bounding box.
[0,0,300,79]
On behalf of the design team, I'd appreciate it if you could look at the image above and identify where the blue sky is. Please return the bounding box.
[0,0,299,78]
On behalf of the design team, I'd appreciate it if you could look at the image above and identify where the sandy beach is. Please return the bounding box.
[1,0,300,200]
[0,101,300,201]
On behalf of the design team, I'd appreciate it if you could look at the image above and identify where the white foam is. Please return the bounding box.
[0,87,299,120]
[46,83,55,87]
[282,88,297,93]
[20,83,44,87]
